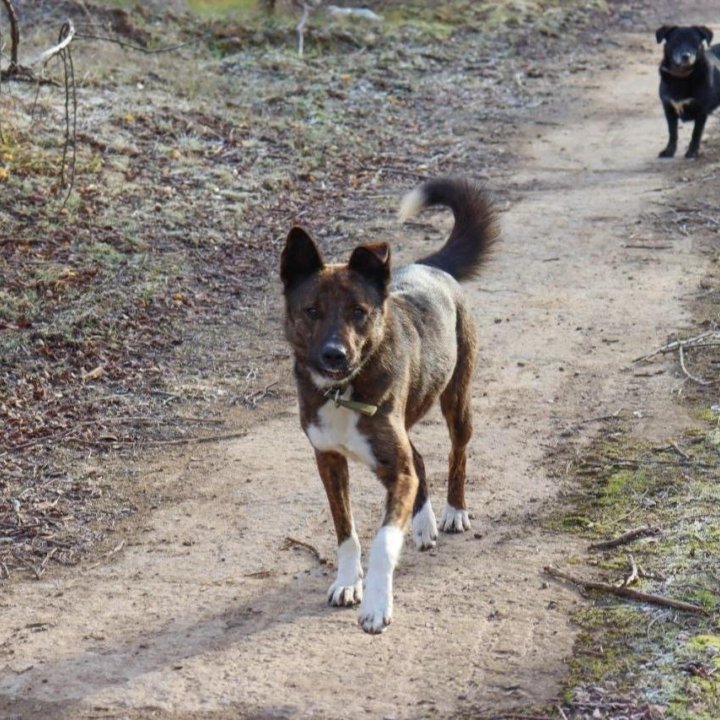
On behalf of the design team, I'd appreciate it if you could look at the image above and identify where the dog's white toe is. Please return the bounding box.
[440,504,471,533]
[412,499,438,550]
[357,578,392,634]
[328,578,363,607]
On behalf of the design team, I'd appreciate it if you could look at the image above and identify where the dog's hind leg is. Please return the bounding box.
[316,450,363,607]
[410,441,438,550]
[439,306,477,533]
[686,111,708,158]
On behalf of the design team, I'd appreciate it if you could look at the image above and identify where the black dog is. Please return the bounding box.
[656,25,720,158]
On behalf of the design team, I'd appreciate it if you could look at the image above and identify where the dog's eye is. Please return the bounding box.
[304,307,320,320]
[352,306,367,321]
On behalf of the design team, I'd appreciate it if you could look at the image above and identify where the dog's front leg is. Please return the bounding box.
[659,102,678,158]
[358,446,418,634]
[686,111,708,158]
[316,450,363,607]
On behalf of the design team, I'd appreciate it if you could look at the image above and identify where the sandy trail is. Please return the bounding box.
[0,35,710,720]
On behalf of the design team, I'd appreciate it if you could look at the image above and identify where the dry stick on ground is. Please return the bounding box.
[45,21,79,205]
[632,331,718,363]
[0,0,63,85]
[84,540,126,571]
[618,552,639,587]
[65,430,249,447]
[588,526,662,551]
[544,566,708,615]
[678,342,712,386]
[0,0,20,71]
[296,1,311,57]
[74,32,204,55]
[282,536,328,565]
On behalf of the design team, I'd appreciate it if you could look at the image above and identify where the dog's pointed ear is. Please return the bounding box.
[280,226,324,293]
[656,25,676,43]
[696,26,714,45]
[348,242,391,295]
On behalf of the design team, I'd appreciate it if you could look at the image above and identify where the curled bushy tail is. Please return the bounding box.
[398,177,498,281]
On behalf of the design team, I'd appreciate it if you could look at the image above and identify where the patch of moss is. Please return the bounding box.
[547,415,720,717]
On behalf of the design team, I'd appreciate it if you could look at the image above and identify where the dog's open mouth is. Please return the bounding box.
[320,367,353,382]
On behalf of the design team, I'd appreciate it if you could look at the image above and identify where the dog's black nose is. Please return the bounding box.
[320,343,348,370]
[681,52,692,63]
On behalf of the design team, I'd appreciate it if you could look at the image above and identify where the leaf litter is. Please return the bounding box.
[1,0,613,582]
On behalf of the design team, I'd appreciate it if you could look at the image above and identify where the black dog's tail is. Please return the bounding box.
[398,177,498,282]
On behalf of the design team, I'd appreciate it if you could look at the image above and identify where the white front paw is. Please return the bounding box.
[412,500,438,550]
[440,504,471,533]
[357,575,392,633]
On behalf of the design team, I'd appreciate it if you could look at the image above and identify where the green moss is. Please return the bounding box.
[548,420,720,717]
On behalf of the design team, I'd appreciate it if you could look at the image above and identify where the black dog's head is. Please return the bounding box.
[656,25,714,73]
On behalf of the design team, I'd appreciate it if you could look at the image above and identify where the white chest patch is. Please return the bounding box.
[305,387,377,469]
[671,98,694,115]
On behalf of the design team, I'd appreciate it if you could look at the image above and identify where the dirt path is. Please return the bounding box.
[1,34,712,720]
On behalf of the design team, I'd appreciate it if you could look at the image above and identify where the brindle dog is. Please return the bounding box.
[280,178,498,633]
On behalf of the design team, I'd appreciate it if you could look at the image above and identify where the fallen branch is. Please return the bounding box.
[327,5,382,22]
[633,331,717,363]
[588,526,661,551]
[678,342,712,386]
[84,539,125,571]
[296,2,311,57]
[282,536,328,565]
[618,552,639,587]
[0,0,64,84]
[1,0,19,68]
[74,32,204,55]
[544,566,708,615]
[560,411,622,437]
[30,20,76,66]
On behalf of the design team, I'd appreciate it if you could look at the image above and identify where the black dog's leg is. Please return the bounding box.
[659,102,678,158]
[686,111,708,158]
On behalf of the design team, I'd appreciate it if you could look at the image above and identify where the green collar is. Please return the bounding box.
[324,387,378,417]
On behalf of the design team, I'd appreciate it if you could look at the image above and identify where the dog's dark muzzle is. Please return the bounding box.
[317,342,351,377]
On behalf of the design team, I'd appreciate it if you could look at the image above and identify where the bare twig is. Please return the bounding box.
[618,552,639,587]
[29,20,76,66]
[84,540,126,571]
[0,0,60,84]
[678,342,712,386]
[66,430,248,447]
[1,0,19,68]
[55,22,78,204]
[623,244,673,250]
[633,331,717,363]
[74,32,204,55]
[588,526,662,551]
[296,2,311,57]
[239,381,279,408]
[544,566,708,615]
[670,441,691,461]
[560,410,622,437]
[282,536,328,565]
[327,5,383,22]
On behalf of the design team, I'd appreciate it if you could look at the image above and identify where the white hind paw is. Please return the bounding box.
[412,500,438,550]
[440,505,471,533]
